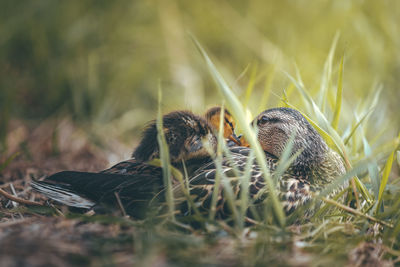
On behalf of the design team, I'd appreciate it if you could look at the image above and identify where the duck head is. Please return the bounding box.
[133,111,218,163]
[254,107,329,166]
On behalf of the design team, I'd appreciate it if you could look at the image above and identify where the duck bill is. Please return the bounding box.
[228,133,250,147]
[239,136,250,147]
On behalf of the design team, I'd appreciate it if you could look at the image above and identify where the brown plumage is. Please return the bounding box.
[133,110,217,163]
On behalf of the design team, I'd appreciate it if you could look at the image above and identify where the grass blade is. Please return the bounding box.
[156,85,175,221]
[376,134,400,214]
[343,107,375,145]
[331,54,344,130]
[257,64,276,113]
[209,107,227,220]
[191,34,286,227]
[362,137,380,200]
[375,149,396,214]
[318,32,340,112]
[244,63,258,108]
[397,151,400,168]
[283,71,345,154]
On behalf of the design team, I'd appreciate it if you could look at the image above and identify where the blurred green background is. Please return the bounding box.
[1,0,399,149]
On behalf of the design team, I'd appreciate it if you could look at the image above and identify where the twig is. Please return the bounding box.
[9,183,19,208]
[320,195,393,228]
[245,217,261,226]
[10,184,24,218]
[0,188,43,206]
[114,191,127,217]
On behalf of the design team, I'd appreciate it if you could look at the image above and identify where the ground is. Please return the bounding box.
[0,118,396,267]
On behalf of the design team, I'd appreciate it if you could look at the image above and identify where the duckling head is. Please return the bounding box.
[205,106,242,146]
[133,111,217,163]
[254,107,329,166]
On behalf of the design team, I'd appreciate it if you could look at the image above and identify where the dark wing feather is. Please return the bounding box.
[32,168,165,218]
[101,159,160,175]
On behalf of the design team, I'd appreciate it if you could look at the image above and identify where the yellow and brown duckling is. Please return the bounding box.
[204,106,242,146]
[31,108,241,218]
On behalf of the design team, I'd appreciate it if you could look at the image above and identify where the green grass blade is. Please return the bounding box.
[244,63,258,108]
[318,32,340,112]
[293,65,311,112]
[331,54,344,130]
[397,151,400,168]
[191,35,286,227]
[209,107,227,220]
[258,64,276,113]
[362,84,382,115]
[283,71,345,153]
[156,85,175,221]
[375,147,397,214]
[362,137,380,200]
[344,107,375,145]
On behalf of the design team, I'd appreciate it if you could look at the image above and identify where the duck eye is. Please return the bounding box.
[259,115,269,124]
[259,115,281,125]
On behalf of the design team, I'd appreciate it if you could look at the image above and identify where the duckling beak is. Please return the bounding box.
[230,134,250,147]
[228,133,242,146]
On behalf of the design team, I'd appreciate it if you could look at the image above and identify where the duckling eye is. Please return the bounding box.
[167,133,177,144]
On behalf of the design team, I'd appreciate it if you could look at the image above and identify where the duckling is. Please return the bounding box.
[31,108,241,218]
[204,106,242,146]
[188,107,346,216]
[132,110,217,164]
[106,107,240,175]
